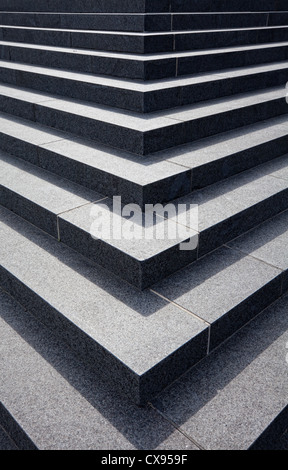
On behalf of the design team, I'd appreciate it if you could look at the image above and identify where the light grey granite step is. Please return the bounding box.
[0,59,287,113]
[1,269,288,449]
[0,287,199,450]
[1,202,287,406]
[165,154,288,259]
[164,115,288,190]
[0,83,286,155]
[151,291,288,450]
[227,208,288,288]
[0,205,208,404]
[1,39,288,80]
[0,112,287,208]
[0,112,192,207]
[1,151,287,288]
[0,151,197,289]
[152,207,288,352]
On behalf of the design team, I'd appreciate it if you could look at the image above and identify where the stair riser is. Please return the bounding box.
[0,27,173,54]
[0,66,145,112]
[175,28,288,53]
[1,42,288,80]
[1,27,288,54]
[173,13,288,31]
[0,93,286,156]
[0,0,287,13]
[177,46,288,80]
[172,0,288,13]
[0,403,37,451]
[1,12,288,32]
[0,13,150,32]
[250,406,288,450]
[0,0,164,14]
[0,65,287,113]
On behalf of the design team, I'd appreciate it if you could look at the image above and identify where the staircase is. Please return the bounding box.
[0,0,288,450]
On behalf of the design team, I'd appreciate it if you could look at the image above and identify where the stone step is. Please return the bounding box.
[0,203,287,406]
[0,112,287,208]
[1,40,288,80]
[151,290,288,450]
[0,83,286,156]
[0,286,200,450]
[1,25,288,54]
[1,11,288,32]
[0,151,197,289]
[0,59,287,113]
[1,151,288,289]
[0,112,192,208]
[0,0,287,13]
[1,283,288,450]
